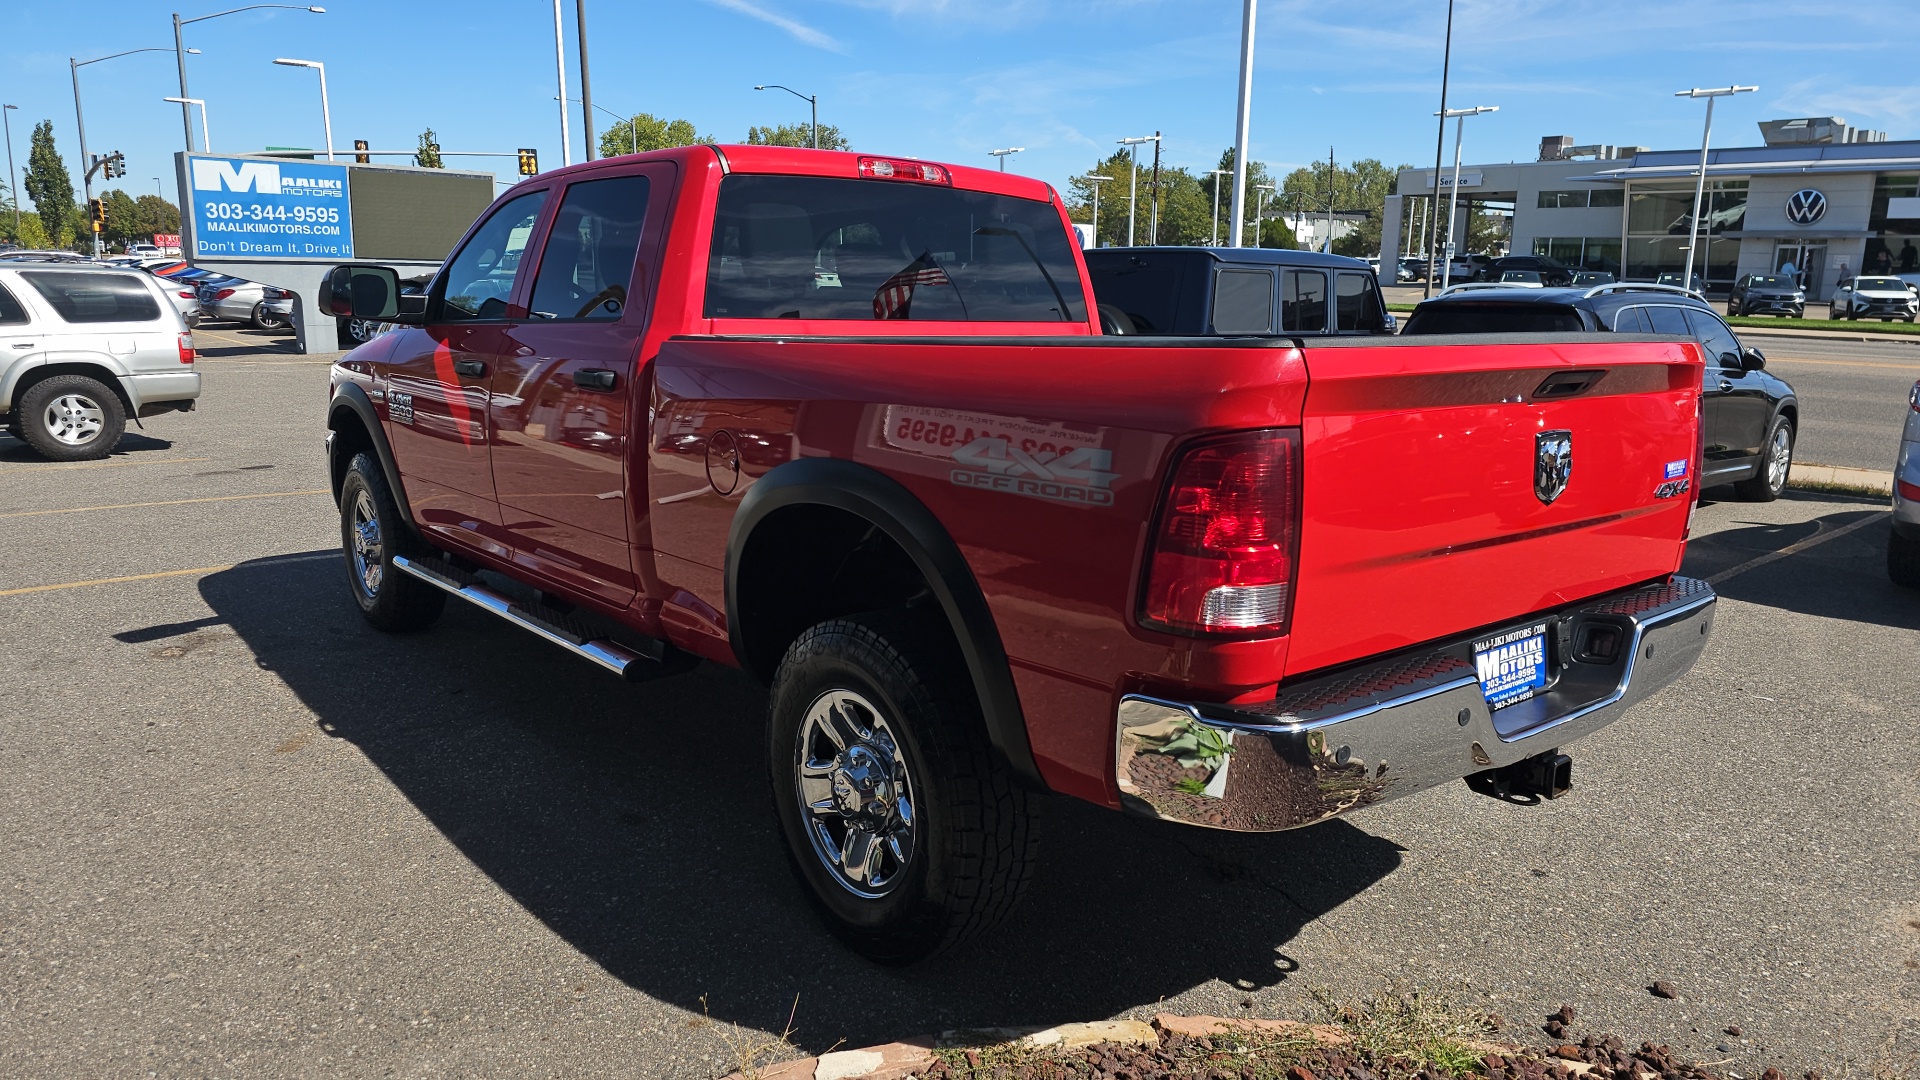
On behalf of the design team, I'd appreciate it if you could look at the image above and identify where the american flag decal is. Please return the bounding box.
[872,252,951,319]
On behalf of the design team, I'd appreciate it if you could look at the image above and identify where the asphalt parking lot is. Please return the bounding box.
[1,347,1916,1079]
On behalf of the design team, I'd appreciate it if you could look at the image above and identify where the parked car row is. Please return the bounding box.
[139,260,294,331]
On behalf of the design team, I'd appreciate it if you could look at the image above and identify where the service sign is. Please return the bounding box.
[186,155,353,260]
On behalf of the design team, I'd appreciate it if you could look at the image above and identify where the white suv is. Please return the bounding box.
[0,266,198,461]
[1830,275,1919,322]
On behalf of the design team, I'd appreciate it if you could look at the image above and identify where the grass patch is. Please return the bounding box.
[1387,303,1420,313]
[1785,478,1893,500]
[1728,314,1920,335]
[1310,985,1490,1076]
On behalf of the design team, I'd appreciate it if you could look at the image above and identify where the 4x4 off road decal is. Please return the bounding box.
[949,435,1118,507]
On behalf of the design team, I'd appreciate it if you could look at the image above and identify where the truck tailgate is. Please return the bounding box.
[1286,335,1701,676]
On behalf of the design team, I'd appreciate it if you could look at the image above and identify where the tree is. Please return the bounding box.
[1278,156,1409,257]
[133,194,180,238]
[100,188,140,249]
[745,122,848,151]
[12,212,50,250]
[598,112,714,158]
[22,120,76,250]
[1065,147,1293,249]
[414,128,443,169]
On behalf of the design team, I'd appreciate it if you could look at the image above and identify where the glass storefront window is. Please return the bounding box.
[1530,237,1622,275]
[1627,181,1746,237]
[1871,175,1920,232]
[1537,190,1588,209]
[1589,189,1625,208]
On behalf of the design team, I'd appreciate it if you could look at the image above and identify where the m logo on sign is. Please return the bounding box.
[191,158,281,195]
[1785,189,1827,226]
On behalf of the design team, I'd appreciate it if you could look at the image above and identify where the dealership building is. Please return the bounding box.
[1380,117,1920,299]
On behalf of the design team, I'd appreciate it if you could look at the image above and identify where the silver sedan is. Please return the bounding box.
[198,278,293,331]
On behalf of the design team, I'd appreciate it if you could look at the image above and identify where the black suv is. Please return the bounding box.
[1402,284,1799,500]
[1084,247,1391,337]
[1726,273,1806,318]
[1477,255,1575,285]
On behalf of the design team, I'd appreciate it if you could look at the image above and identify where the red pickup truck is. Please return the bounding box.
[321,145,1716,963]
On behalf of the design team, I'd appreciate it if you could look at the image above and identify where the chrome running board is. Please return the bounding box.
[391,554,688,682]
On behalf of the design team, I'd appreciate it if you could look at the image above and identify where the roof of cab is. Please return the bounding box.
[526,143,1058,204]
[1083,246,1370,270]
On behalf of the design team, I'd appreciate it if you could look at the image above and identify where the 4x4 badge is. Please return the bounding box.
[1535,430,1572,505]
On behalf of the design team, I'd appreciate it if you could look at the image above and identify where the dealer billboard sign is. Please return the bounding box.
[181,154,354,260]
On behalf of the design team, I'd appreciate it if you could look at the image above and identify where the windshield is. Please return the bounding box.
[1856,277,1907,291]
[1747,275,1791,288]
[705,175,1085,322]
[1402,302,1587,334]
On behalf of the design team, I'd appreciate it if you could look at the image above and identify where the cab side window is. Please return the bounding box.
[1684,308,1745,368]
[0,282,28,324]
[1612,305,1651,333]
[1336,270,1385,332]
[526,174,652,321]
[1281,269,1327,333]
[437,191,549,322]
[1644,305,1691,336]
[1210,268,1273,334]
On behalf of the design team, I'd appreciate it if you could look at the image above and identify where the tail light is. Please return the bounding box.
[178,332,194,364]
[1140,429,1300,635]
[176,290,196,299]
[214,288,236,301]
[857,156,952,185]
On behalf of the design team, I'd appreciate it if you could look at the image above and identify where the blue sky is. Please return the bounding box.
[0,1,1909,209]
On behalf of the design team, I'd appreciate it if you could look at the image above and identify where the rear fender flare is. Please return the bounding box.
[327,380,419,537]
[726,458,1042,788]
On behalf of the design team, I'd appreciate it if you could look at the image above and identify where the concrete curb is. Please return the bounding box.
[1785,463,1894,497]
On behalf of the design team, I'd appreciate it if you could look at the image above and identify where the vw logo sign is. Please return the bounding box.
[1785,189,1827,226]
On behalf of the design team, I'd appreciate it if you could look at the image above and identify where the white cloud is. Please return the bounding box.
[1767,77,1920,129]
[702,0,845,53]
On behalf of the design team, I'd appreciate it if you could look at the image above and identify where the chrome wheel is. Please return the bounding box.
[795,689,917,899]
[1766,423,1792,493]
[42,393,105,447]
[349,489,384,598]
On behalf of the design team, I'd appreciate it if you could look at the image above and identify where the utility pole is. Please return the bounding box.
[1208,168,1229,245]
[576,0,594,160]
[1148,131,1163,244]
[1423,0,1454,296]
[1229,0,1257,247]
[1325,146,1335,254]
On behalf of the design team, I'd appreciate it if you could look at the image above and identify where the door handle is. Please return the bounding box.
[453,359,488,377]
[11,343,33,349]
[573,368,618,391]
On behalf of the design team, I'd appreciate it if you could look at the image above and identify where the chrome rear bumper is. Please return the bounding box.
[1115,576,1715,832]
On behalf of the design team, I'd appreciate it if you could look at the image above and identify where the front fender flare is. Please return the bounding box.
[327,380,419,538]
[726,458,1042,789]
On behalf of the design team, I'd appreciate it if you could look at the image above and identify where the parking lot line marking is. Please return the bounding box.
[1705,511,1888,586]
[1767,356,1920,371]
[0,489,329,520]
[0,456,212,474]
[0,551,336,598]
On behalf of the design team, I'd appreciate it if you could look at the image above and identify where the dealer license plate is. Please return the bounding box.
[1472,622,1549,711]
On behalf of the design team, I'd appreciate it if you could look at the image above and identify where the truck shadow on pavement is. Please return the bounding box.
[1681,500,1920,630]
[199,553,1403,1051]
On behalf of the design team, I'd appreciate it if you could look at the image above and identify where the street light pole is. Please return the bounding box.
[1435,104,1498,290]
[1676,85,1756,293]
[1083,174,1110,247]
[551,0,570,166]
[1254,183,1273,247]
[1209,168,1229,245]
[2,104,18,234]
[175,6,326,152]
[272,59,333,160]
[1229,0,1257,247]
[71,46,184,256]
[1118,135,1156,247]
[988,148,1024,172]
[754,85,819,149]
[164,97,211,152]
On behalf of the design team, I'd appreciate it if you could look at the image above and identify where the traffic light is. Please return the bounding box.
[517,148,538,176]
[105,151,124,179]
[354,139,369,164]
[88,198,107,232]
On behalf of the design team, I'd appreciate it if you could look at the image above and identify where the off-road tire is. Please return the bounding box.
[338,452,445,632]
[1733,415,1794,502]
[768,612,1038,965]
[17,373,126,461]
[1890,528,1920,589]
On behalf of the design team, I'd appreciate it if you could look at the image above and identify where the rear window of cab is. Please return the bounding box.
[703,175,1086,324]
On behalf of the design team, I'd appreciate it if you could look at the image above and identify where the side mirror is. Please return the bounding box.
[1741,347,1766,371]
[320,264,422,323]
